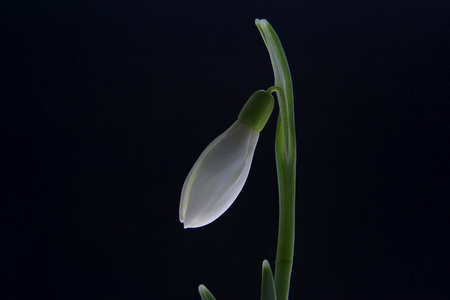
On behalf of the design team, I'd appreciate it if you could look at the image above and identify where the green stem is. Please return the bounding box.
[266,86,282,95]
[256,19,296,300]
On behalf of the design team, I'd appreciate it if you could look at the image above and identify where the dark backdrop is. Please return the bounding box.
[2,0,449,299]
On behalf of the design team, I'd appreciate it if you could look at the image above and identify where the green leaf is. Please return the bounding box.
[198,284,216,300]
[261,260,277,300]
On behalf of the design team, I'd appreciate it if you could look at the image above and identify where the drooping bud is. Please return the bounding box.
[179,90,274,228]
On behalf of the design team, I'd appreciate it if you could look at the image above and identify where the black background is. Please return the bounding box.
[2,0,449,299]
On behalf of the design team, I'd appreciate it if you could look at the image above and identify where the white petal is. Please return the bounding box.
[180,120,259,228]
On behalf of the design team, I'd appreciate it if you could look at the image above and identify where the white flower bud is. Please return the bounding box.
[179,90,274,228]
[179,120,259,228]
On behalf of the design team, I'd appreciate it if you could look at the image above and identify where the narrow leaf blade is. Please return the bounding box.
[198,284,216,300]
[261,260,277,300]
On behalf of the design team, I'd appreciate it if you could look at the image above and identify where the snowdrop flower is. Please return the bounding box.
[180,90,274,228]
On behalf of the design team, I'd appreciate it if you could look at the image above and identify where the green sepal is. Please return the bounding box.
[260,260,277,300]
[198,284,216,300]
[238,90,274,132]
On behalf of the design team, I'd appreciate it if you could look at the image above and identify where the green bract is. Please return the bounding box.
[238,90,275,132]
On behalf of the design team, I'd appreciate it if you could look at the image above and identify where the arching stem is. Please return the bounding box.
[256,19,297,300]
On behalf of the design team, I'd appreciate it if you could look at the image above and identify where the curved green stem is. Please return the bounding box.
[256,19,297,300]
[266,86,283,95]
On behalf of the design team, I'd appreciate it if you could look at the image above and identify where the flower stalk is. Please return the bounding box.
[256,19,296,300]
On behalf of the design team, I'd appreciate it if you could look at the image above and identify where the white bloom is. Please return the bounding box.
[179,90,274,229]
[179,120,259,228]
